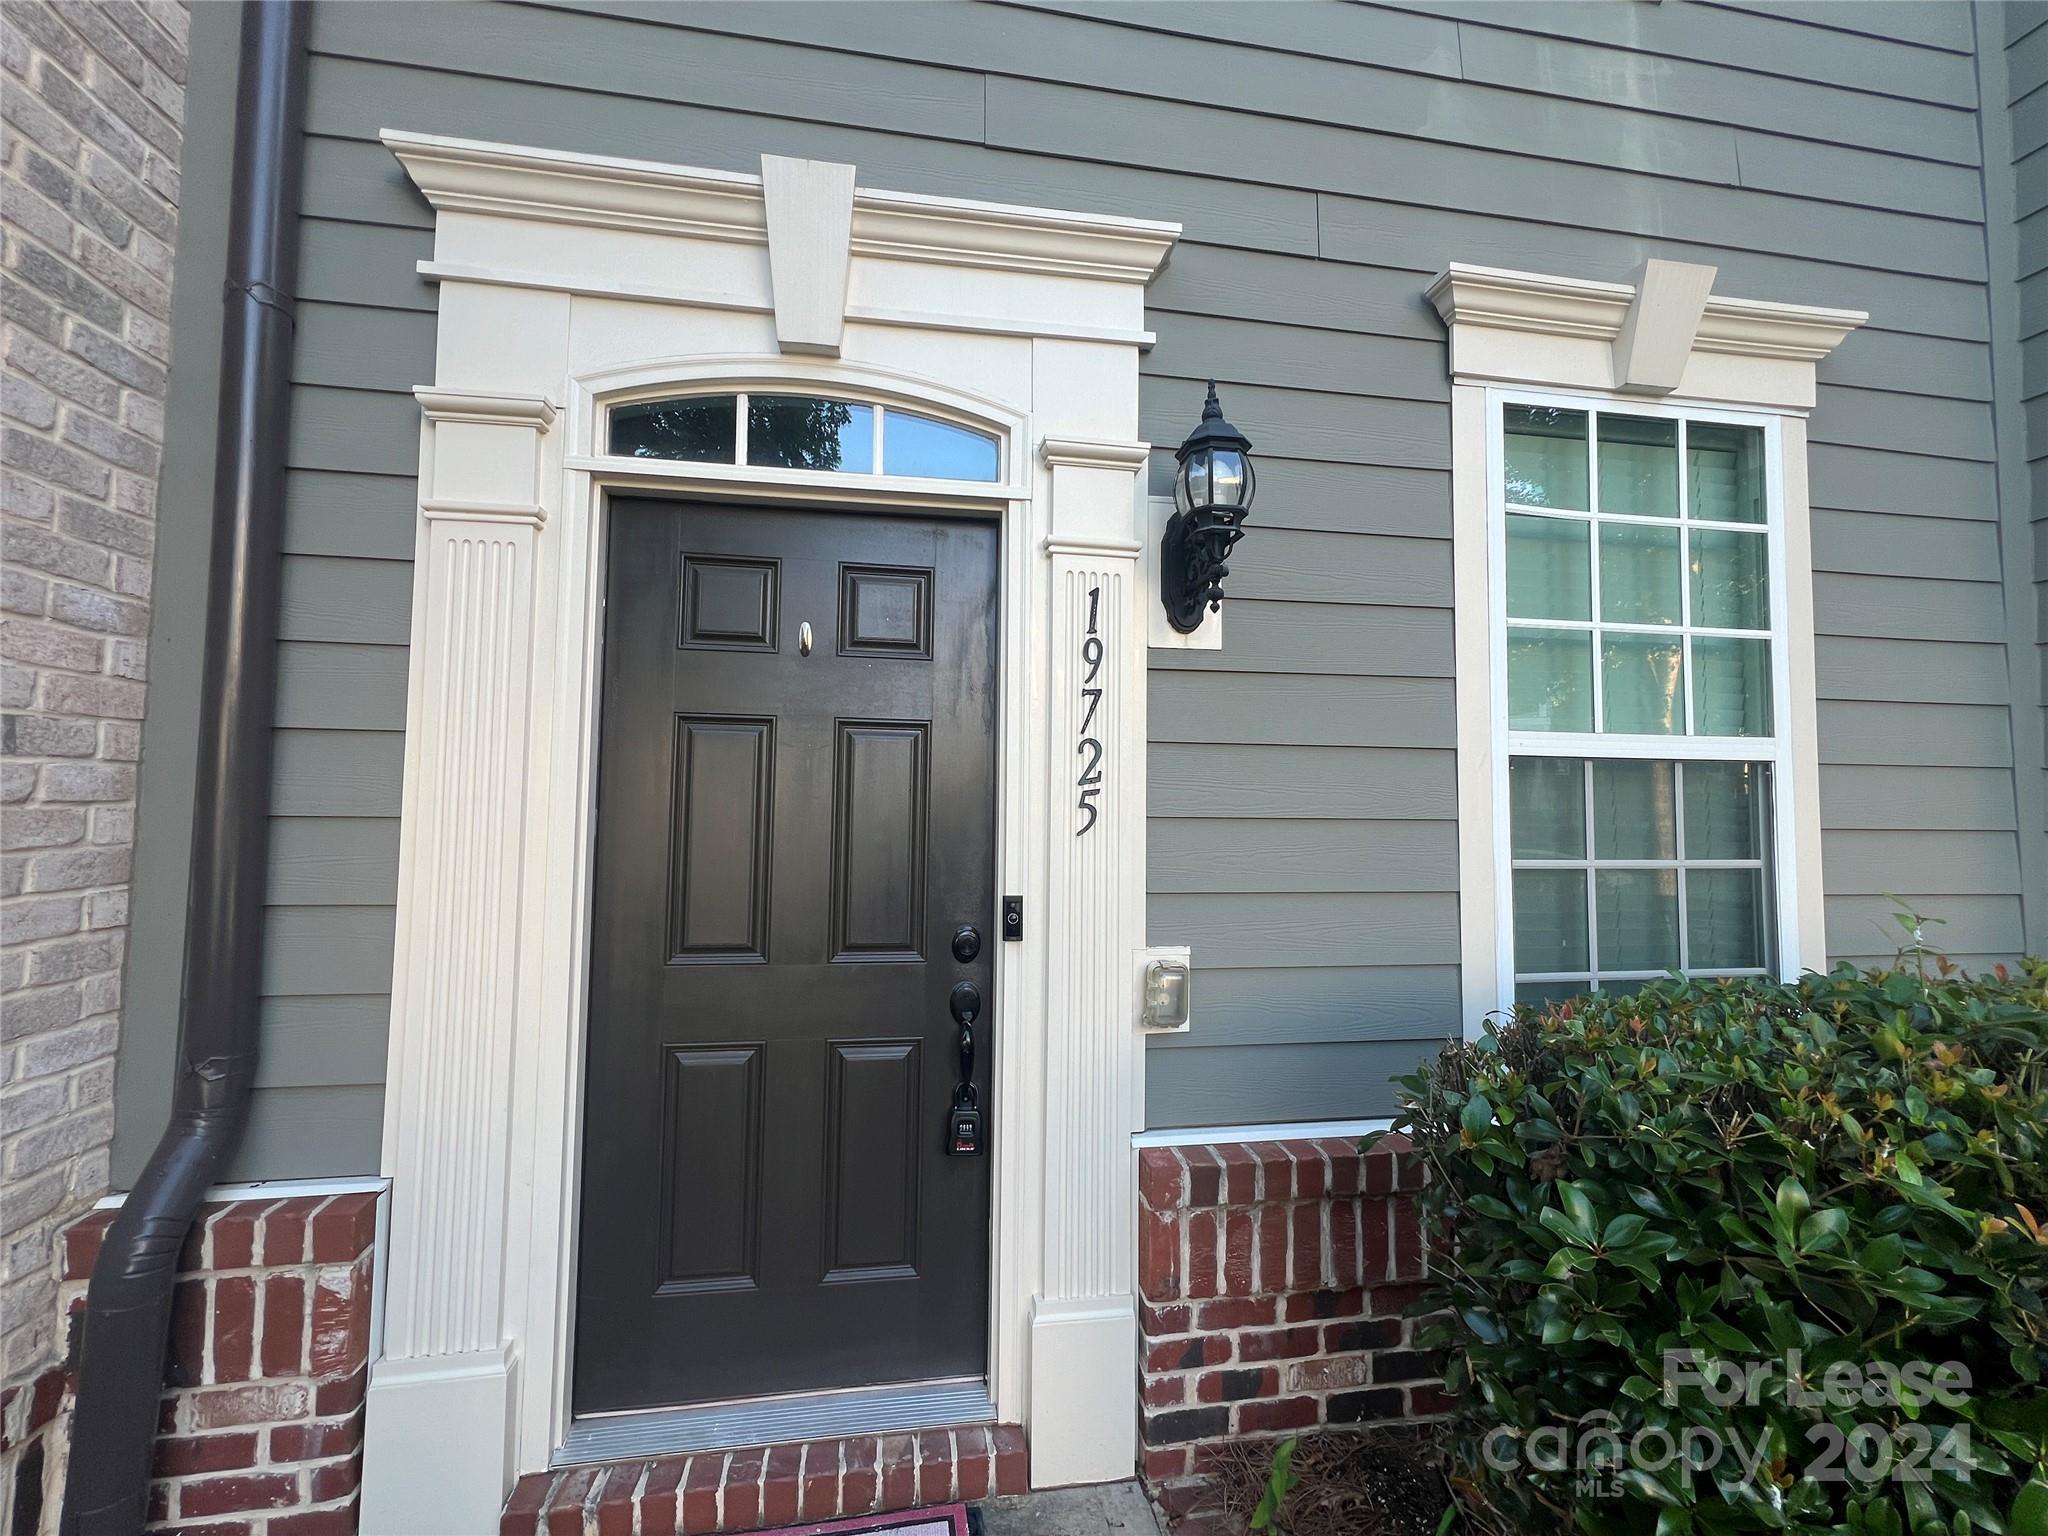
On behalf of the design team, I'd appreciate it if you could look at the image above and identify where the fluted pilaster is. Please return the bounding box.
[362,390,556,1536]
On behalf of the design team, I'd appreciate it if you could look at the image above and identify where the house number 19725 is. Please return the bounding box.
[1077,585,1103,836]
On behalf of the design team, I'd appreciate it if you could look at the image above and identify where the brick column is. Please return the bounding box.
[58,1191,381,1534]
[1135,1138,1445,1523]
[2,0,190,1521]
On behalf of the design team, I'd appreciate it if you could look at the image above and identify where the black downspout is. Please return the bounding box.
[61,4,309,1532]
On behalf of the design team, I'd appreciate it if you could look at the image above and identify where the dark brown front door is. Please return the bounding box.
[574,498,999,1415]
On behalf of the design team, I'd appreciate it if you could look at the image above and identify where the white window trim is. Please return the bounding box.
[1431,262,1866,1036]
[603,384,1008,485]
[1488,387,1793,1003]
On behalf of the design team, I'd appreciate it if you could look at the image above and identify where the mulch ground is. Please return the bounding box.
[1189,1424,1546,1536]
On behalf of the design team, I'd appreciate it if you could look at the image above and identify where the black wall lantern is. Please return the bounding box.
[1161,382,1256,633]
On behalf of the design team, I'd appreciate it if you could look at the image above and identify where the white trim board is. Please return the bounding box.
[1132,1119,1393,1148]
[92,1176,390,1208]
[1432,261,1858,1036]
[359,132,1179,1533]
[415,262,1159,348]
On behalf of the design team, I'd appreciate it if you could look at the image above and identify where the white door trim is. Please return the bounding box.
[359,133,1178,1534]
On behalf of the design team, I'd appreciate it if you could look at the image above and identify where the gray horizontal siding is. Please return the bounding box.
[130,0,2031,1168]
[1714,2,1973,56]
[233,1087,386,1181]
[1815,702,2014,768]
[110,0,238,1187]
[1827,896,2026,965]
[283,471,416,561]
[265,820,402,906]
[1823,829,2024,895]
[1393,1,1976,106]
[1147,1040,1444,1126]
[1148,821,1458,894]
[1154,965,1460,1047]
[2006,0,2048,991]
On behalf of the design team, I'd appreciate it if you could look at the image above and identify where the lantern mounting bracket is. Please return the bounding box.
[1159,506,1243,632]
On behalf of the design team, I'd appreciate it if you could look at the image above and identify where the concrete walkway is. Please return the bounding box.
[977,1481,1168,1536]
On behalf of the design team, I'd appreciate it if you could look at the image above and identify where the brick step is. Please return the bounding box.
[502,1424,1028,1536]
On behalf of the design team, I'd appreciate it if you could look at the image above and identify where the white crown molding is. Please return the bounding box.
[384,130,1180,284]
[414,388,557,527]
[1694,294,1870,361]
[414,387,559,428]
[1425,263,1634,340]
[1426,262,1865,410]
[1040,437,1152,471]
[418,497,548,528]
[1427,262,1865,366]
[1044,535,1145,557]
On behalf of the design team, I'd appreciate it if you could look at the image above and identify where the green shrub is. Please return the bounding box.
[1380,961,2048,1534]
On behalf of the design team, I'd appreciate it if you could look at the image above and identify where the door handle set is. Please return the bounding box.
[945,936,985,1156]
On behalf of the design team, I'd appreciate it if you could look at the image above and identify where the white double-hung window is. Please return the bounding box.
[1493,395,1788,1006]
[1429,261,1865,1026]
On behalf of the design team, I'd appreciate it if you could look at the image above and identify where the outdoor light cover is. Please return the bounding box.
[1174,439,1252,516]
[1162,382,1257,632]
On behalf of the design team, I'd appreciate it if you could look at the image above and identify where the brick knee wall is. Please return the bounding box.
[1135,1137,1446,1521]
[58,1192,380,1534]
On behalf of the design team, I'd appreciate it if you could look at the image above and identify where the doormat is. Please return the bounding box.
[761,1504,972,1536]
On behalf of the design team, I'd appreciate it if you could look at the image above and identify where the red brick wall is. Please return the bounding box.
[59,1190,380,1534]
[503,1425,1030,1535]
[1135,1137,1444,1521]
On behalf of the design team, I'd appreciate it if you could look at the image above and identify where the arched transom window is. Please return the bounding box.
[608,392,1001,483]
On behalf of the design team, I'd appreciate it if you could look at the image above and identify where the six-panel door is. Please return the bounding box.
[574,499,1000,1414]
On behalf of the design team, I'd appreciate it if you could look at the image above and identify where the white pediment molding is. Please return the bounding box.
[1694,294,1870,361]
[1426,263,1636,340]
[1426,262,1866,360]
[1425,261,1866,409]
[383,130,1179,284]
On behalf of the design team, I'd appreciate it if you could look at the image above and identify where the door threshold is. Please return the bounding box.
[553,1377,997,1466]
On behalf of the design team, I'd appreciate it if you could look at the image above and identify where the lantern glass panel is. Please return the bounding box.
[1179,449,1210,513]
[1210,448,1248,507]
